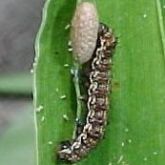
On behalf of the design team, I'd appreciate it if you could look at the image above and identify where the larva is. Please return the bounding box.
[71,2,99,64]
[58,23,116,163]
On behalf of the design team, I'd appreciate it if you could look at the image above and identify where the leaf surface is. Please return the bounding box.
[34,0,165,165]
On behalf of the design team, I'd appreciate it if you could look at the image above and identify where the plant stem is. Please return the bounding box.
[72,62,82,138]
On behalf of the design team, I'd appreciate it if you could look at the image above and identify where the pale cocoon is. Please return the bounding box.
[71,2,99,64]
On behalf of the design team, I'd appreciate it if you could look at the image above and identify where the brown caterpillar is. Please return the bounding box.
[58,23,116,163]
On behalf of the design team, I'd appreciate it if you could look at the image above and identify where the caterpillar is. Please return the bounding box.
[57,23,116,163]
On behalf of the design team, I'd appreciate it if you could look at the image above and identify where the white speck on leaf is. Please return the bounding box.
[144,157,147,161]
[128,139,132,143]
[68,48,73,52]
[41,116,45,122]
[55,88,59,92]
[117,155,124,164]
[68,40,72,46]
[63,114,69,121]
[143,14,147,18]
[153,151,158,155]
[64,64,69,67]
[124,128,129,132]
[70,68,75,75]
[48,141,53,145]
[64,24,70,30]
[60,95,67,99]
[121,142,125,147]
[36,105,44,113]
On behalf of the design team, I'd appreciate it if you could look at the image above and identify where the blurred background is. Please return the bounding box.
[0,0,44,164]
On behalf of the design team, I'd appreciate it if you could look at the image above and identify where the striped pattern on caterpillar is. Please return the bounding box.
[58,23,116,163]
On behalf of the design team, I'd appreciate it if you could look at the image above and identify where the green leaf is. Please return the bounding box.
[34,0,165,165]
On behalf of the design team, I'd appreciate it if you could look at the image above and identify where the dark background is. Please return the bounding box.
[0,0,43,73]
[0,0,44,164]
